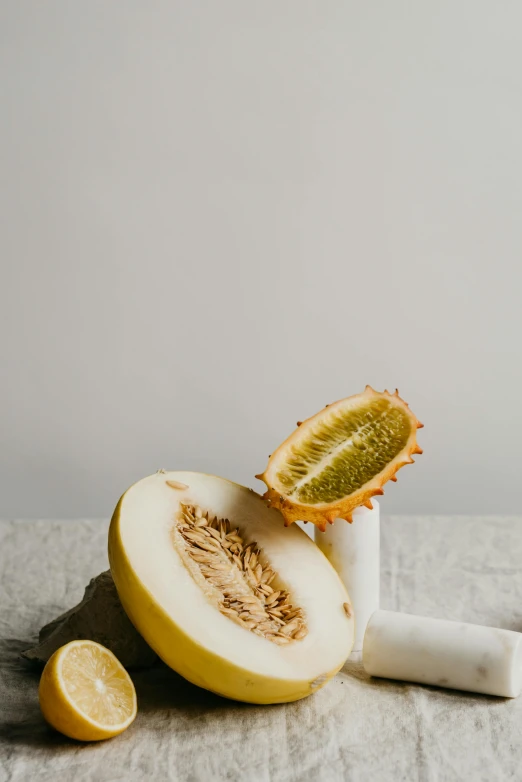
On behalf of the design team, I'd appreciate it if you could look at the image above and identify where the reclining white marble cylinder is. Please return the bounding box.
[363,609,522,697]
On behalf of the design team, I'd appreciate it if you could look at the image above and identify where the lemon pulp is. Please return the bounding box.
[60,642,135,727]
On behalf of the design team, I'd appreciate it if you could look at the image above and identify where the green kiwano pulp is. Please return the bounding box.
[276,398,411,505]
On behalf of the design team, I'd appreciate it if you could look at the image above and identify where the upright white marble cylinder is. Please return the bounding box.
[315,502,380,657]
[363,610,522,697]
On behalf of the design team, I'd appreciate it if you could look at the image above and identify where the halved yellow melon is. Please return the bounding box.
[108,472,354,704]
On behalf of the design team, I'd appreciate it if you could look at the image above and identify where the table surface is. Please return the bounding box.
[2,515,522,782]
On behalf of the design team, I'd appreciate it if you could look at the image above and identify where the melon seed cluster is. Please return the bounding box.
[176,503,307,644]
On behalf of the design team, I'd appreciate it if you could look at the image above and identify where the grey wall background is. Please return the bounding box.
[2,1,521,518]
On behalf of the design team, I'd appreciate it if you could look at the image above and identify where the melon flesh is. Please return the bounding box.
[109,472,354,703]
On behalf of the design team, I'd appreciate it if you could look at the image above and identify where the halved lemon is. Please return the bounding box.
[39,640,137,741]
[256,386,423,530]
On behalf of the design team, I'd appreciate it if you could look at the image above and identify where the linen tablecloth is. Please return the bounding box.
[2,516,522,781]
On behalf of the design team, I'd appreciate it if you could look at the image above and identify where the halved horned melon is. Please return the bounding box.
[256,386,423,530]
[108,472,354,704]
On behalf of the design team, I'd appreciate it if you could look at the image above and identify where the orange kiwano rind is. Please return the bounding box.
[256,386,423,531]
